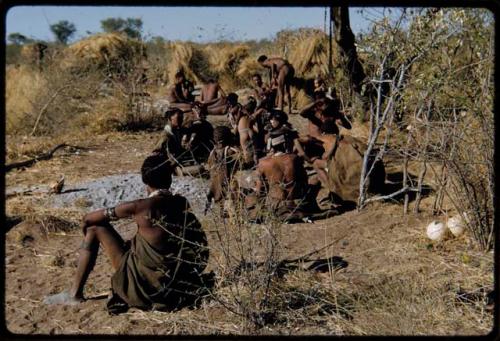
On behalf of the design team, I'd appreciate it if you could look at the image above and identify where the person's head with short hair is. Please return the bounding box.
[192,101,208,120]
[174,70,185,84]
[257,55,268,65]
[165,108,184,128]
[213,126,233,147]
[252,73,262,87]
[269,109,287,129]
[227,92,239,107]
[141,152,174,190]
[243,96,257,114]
[320,119,339,135]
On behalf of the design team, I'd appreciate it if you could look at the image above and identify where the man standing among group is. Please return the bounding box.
[257,55,295,115]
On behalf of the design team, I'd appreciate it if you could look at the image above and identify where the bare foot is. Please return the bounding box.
[43,291,83,306]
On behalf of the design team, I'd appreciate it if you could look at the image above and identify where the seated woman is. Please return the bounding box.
[43,153,210,313]
[154,108,198,174]
[205,126,241,213]
[166,70,195,112]
[309,120,340,197]
[200,78,229,115]
[299,97,351,138]
[184,102,215,164]
[264,110,306,158]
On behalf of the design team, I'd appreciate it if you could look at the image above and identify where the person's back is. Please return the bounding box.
[256,153,307,205]
[135,193,204,255]
[189,119,214,162]
[206,126,241,212]
[201,79,222,102]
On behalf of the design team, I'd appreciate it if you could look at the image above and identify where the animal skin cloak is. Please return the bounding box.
[108,210,209,313]
[326,135,386,203]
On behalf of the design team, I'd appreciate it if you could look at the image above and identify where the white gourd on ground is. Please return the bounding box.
[426,221,446,241]
[447,214,466,237]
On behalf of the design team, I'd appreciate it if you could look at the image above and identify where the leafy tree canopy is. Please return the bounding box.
[50,20,76,44]
[8,32,33,45]
[101,17,143,39]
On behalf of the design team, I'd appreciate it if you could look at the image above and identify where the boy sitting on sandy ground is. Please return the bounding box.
[44,152,211,313]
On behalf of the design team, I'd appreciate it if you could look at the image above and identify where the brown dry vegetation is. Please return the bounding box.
[4,9,496,336]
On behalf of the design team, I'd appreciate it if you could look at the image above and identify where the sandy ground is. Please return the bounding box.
[8,173,210,217]
[4,124,495,336]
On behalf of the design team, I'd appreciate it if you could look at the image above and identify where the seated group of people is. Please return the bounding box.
[158,64,353,223]
[42,57,361,314]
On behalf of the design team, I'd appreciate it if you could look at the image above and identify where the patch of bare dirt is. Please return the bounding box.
[4,124,494,336]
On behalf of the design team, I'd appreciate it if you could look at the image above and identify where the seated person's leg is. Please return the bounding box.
[44,223,126,305]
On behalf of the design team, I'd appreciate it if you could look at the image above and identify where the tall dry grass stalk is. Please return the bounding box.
[6,65,47,134]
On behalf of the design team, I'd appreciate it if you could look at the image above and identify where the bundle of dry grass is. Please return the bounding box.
[166,41,211,84]
[206,44,250,74]
[165,42,252,90]
[292,88,315,109]
[289,33,329,77]
[236,56,262,80]
[63,33,146,72]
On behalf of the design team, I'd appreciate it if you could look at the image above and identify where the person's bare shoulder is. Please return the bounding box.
[239,115,251,126]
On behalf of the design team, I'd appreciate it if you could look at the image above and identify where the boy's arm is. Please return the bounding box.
[82,201,137,235]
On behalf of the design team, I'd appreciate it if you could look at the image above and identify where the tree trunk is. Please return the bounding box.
[331,7,367,95]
